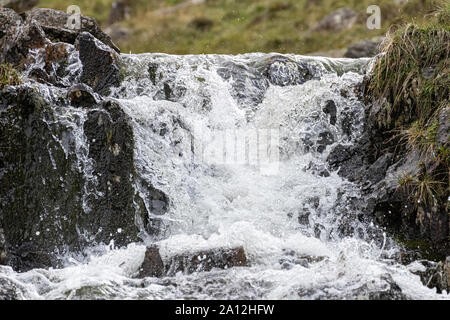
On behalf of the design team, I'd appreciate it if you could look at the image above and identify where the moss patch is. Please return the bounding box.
[0,63,21,89]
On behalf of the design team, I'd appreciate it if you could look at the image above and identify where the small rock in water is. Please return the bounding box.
[322,100,337,125]
[316,131,335,153]
[137,245,247,278]
[138,245,165,278]
[67,84,100,107]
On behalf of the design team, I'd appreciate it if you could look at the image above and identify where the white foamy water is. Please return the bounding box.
[1,53,447,300]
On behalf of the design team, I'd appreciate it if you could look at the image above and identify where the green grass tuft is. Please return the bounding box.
[0,63,21,89]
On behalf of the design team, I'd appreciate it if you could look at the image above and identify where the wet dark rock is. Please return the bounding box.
[296,273,407,300]
[316,131,334,153]
[365,153,393,185]
[340,88,349,98]
[0,86,85,270]
[327,143,366,181]
[412,259,450,294]
[75,32,122,95]
[322,100,337,125]
[331,78,449,259]
[148,62,159,85]
[314,223,325,238]
[297,211,310,225]
[367,168,448,260]
[217,60,269,108]
[313,8,357,32]
[25,8,120,53]
[137,246,247,278]
[344,37,384,58]
[67,83,100,107]
[340,107,354,137]
[152,80,187,103]
[28,67,50,84]
[259,55,316,87]
[138,179,170,235]
[0,0,38,13]
[161,81,187,102]
[0,87,152,271]
[82,100,149,246]
[28,42,76,87]
[0,228,6,265]
[138,245,165,278]
[297,196,320,226]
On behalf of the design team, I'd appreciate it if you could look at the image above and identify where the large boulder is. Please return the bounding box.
[0,86,158,271]
[0,7,171,272]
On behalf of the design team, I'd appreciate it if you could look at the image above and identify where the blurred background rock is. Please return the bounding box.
[0,0,444,56]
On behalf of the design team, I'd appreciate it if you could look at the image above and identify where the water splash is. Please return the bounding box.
[1,53,447,300]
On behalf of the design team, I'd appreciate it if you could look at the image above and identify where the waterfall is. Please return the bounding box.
[0,53,445,300]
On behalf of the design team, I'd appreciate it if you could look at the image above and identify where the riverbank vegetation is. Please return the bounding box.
[367,2,449,208]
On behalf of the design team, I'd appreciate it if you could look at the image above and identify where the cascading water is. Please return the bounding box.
[0,52,447,300]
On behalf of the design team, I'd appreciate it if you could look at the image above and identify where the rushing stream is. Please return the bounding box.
[0,52,447,299]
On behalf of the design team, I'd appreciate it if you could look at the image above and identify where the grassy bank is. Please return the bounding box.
[39,0,443,55]
[367,2,449,206]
